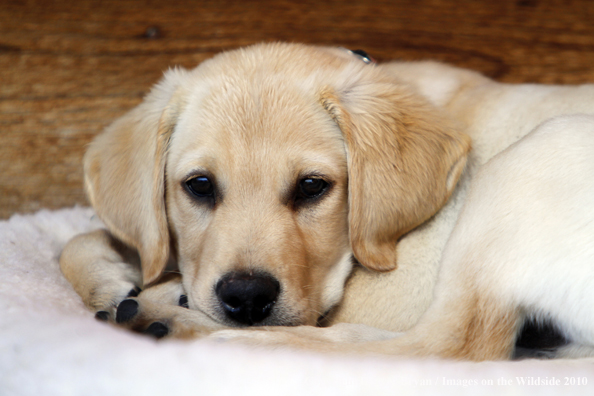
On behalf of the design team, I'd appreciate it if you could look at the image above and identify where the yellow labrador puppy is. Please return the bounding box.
[60,43,594,360]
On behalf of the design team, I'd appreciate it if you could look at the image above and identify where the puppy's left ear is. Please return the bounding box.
[320,78,470,272]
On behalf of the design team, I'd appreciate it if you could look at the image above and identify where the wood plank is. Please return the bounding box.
[2,0,594,217]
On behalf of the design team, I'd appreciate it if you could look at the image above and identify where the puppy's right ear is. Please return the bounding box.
[83,69,189,286]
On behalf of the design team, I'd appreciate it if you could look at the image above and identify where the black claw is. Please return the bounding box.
[116,299,139,323]
[178,294,189,308]
[127,287,142,298]
[143,322,169,339]
[95,311,109,321]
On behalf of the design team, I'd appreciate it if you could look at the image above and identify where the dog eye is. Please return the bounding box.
[186,176,214,197]
[298,178,329,199]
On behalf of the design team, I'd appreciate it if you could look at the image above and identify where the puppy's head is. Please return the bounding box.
[84,43,470,327]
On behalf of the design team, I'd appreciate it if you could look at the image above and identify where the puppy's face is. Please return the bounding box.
[85,43,470,329]
[166,72,352,326]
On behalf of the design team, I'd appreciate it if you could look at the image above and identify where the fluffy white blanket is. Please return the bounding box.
[1,207,593,395]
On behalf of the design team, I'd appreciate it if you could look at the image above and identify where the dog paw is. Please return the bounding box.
[113,297,224,339]
[127,286,142,297]
[178,294,189,308]
[90,283,142,322]
[115,298,141,324]
[94,310,110,321]
[143,322,170,338]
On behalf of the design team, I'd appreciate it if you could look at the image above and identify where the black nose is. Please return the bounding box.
[216,271,280,326]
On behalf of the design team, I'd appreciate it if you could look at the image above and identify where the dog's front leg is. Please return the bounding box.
[61,230,225,337]
[113,293,226,339]
[114,274,225,338]
[60,229,143,321]
[206,323,402,354]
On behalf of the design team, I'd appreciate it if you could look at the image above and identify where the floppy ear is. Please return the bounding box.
[84,70,189,286]
[319,79,470,272]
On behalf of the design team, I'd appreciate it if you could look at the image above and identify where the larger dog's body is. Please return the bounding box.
[60,43,594,360]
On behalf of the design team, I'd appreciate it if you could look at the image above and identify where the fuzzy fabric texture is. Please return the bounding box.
[1,207,593,395]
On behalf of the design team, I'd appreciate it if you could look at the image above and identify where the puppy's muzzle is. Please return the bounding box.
[216,271,280,326]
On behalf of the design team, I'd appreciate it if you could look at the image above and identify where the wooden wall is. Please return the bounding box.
[2,0,594,218]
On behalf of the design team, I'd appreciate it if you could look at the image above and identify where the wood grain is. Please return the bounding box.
[2,0,594,218]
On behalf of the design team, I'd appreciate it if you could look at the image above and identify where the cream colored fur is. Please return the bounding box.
[60,43,594,360]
